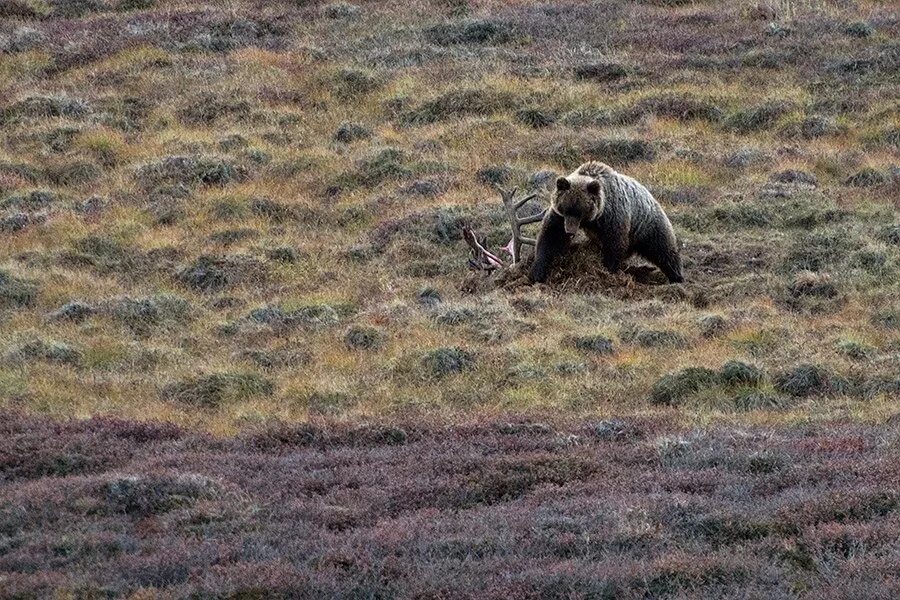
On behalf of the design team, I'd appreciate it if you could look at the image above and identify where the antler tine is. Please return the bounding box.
[514,192,536,210]
[496,185,545,265]
[463,227,505,270]
[494,184,518,205]
[517,211,545,226]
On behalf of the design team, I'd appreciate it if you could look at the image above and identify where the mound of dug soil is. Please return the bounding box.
[462,241,689,302]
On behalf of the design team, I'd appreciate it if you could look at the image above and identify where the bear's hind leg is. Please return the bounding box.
[635,226,684,283]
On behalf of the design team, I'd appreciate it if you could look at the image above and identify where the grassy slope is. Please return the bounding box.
[1,2,900,596]
[0,2,898,436]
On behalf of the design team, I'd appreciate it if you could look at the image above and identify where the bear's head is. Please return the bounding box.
[551,174,603,234]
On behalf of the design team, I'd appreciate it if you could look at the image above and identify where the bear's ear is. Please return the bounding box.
[586,180,600,195]
[556,177,571,192]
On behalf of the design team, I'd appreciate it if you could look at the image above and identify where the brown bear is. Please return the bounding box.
[530,161,684,283]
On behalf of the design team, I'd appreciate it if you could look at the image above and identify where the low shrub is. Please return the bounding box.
[835,339,875,361]
[322,2,360,18]
[573,62,627,82]
[774,363,849,397]
[719,360,765,387]
[844,168,888,187]
[650,367,718,405]
[6,338,82,367]
[624,94,723,123]
[177,92,251,126]
[634,329,688,349]
[107,295,192,336]
[400,88,518,125]
[105,473,221,517]
[0,271,38,308]
[176,255,266,292]
[515,107,557,128]
[333,68,382,99]
[724,101,792,133]
[162,373,274,408]
[1,189,60,211]
[424,19,514,46]
[135,156,248,189]
[333,122,372,143]
[1,95,90,124]
[697,314,730,337]
[423,346,475,377]
[568,335,615,355]
[475,164,514,186]
[344,325,385,350]
[48,301,96,323]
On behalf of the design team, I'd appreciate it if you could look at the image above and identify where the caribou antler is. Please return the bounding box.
[463,228,506,271]
[496,185,545,264]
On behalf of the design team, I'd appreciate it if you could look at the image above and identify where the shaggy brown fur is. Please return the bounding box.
[531,161,684,283]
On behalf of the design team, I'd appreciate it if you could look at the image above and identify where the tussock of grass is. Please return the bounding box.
[162,373,274,408]
[400,88,519,125]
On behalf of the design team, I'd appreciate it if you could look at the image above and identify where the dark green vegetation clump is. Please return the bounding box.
[344,325,386,350]
[774,363,850,398]
[162,373,274,408]
[650,367,719,405]
[651,361,781,408]
[719,360,766,387]
[568,335,615,355]
[400,88,519,125]
[424,19,514,46]
[0,270,38,308]
[423,346,475,377]
[135,155,249,189]
[6,339,82,367]
[724,101,793,133]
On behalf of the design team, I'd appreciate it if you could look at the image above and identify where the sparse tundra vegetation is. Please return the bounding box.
[0,0,898,597]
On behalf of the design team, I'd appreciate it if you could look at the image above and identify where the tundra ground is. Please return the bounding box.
[0,0,898,596]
